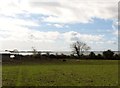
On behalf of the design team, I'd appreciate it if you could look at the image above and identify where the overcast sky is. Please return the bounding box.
[0,0,119,51]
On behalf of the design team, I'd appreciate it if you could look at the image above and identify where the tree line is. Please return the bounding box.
[26,49,119,60]
[70,41,119,60]
[10,41,120,60]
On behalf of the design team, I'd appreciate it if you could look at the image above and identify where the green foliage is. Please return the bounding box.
[103,50,114,59]
[89,52,96,59]
[96,54,103,59]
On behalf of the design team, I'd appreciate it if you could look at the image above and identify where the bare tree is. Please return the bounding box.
[71,41,90,58]
[32,47,37,56]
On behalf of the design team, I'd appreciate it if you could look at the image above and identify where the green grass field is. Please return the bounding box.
[2,59,118,86]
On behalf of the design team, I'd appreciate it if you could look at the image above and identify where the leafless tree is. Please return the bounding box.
[32,47,37,56]
[71,41,90,58]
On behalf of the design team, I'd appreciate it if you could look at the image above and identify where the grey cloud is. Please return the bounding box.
[30,1,61,7]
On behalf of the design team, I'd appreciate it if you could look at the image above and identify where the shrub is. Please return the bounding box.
[103,50,114,59]
[89,52,96,59]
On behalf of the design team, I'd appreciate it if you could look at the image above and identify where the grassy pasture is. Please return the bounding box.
[2,59,118,86]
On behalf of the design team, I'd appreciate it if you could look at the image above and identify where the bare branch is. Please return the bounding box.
[70,41,90,58]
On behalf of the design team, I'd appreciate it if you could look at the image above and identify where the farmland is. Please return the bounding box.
[2,59,118,86]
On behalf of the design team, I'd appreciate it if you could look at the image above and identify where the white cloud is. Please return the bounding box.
[63,31,104,43]
[0,28,105,50]
[107,19,119,36]
[111,20,119,36]
[53,24,63,28]
[0,14,40,42]
[0,15,59,42]
[0,16,39,28]
[113,29,120,36]
[106,40,117,44]
[113,30,118,35]
[0,29,60,42]
[0,0,118,24]
[29,0,118,23]
[0,0,118,51]
[47,23,64,28]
